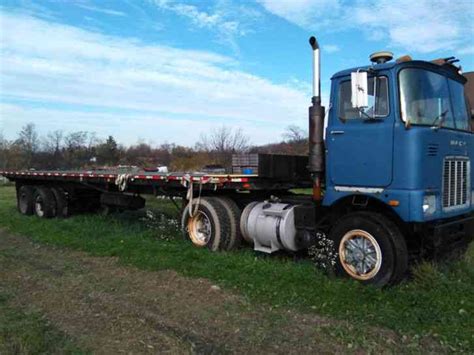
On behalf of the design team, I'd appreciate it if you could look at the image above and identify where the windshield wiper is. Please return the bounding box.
[430,109,449,130]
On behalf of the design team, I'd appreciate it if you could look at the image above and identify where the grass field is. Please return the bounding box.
[0,291,83,354]
[0,185,473,352]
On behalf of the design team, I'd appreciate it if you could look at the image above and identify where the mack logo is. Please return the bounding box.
[450,140,467,147]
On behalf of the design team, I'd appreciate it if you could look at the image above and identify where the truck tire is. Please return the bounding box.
[51,187,69,218]
[329,211,408,287]
[33,187,56,219]
[217,197,242,250]
[17,185,35,215]
[181,197,231,251]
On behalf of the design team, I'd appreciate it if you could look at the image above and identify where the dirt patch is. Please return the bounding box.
[0,229,443,354]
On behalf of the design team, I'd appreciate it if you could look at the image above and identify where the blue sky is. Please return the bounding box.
[1,0,473,146]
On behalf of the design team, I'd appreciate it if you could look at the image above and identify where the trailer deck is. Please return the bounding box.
[1,154,312,194]
[0,168,311,195]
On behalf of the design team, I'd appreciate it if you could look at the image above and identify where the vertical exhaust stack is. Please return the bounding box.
[308,36,325,202]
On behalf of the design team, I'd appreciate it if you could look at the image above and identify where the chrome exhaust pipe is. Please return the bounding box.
[309,36,320,98]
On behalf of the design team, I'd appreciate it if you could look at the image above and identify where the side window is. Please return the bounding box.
[448,79,470,131]
[338,77,389,120]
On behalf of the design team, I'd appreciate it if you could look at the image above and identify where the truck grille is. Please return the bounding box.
[442,157,470,210]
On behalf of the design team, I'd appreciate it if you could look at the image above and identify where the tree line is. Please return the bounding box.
[0,123,308,172]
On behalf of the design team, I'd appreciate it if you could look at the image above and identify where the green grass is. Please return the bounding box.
[0,292,85,354]
[0,185,473,352]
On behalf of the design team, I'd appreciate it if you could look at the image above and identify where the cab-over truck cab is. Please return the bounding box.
[322,55,473,284]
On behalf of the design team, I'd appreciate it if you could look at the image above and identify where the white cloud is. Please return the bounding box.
[458,46,474,55]
[352,0,473,53]
[323,44,340,53]
[75,4,126,17]
[152,0,262,53]
[257,0,341,29]
[257,0,474,54]
[0,12,309,145]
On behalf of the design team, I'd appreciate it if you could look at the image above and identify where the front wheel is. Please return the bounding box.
[329,212,408,287]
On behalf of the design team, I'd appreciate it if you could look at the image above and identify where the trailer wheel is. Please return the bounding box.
[218,197,242,250]
[51,188,69,218]
[33,187,56,219]
[329,212,408,287]
[181,197,231,251]
[17,185,35,215]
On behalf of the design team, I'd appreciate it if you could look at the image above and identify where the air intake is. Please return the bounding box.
[427,144,439,157]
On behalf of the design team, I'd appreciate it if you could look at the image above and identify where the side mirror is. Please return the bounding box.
[351,71,368,109]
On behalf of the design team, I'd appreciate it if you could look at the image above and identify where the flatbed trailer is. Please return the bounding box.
[0,166,313,217]
[2,160,318,261]
[0,169,308,193]
[2,36,474,287]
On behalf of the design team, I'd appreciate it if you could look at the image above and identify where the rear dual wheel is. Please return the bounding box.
[33,187,56,218]
[17,185,69,219]
[51,187,69,218]
[17,185,35,215]
[181,197,242,251]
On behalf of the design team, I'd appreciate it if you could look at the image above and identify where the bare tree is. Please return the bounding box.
[16,123,39,167]
[0,132,9,170]
[44,130,64,154]
[65,131,88,150]
[197,126,249,154]
[283,125,306,143]
[64,131,90,169]
[87,132,99,150]
[197,126,249,169]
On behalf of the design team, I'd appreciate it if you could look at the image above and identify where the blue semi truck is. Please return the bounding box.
[2,37,473,287]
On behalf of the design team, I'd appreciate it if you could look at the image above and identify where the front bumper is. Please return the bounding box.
[433,215,474,240]
[426,214,474,249]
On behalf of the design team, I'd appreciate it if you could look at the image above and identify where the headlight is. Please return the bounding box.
[423,195,437,216]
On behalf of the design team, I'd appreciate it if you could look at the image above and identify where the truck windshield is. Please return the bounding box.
[399,68,470,131]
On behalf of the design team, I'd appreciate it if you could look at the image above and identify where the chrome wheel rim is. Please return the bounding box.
[187,211,212,247]
[339,229,382,280]
[35,196,44,217]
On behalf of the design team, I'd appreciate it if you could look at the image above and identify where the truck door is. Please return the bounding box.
[327,75,394,187]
